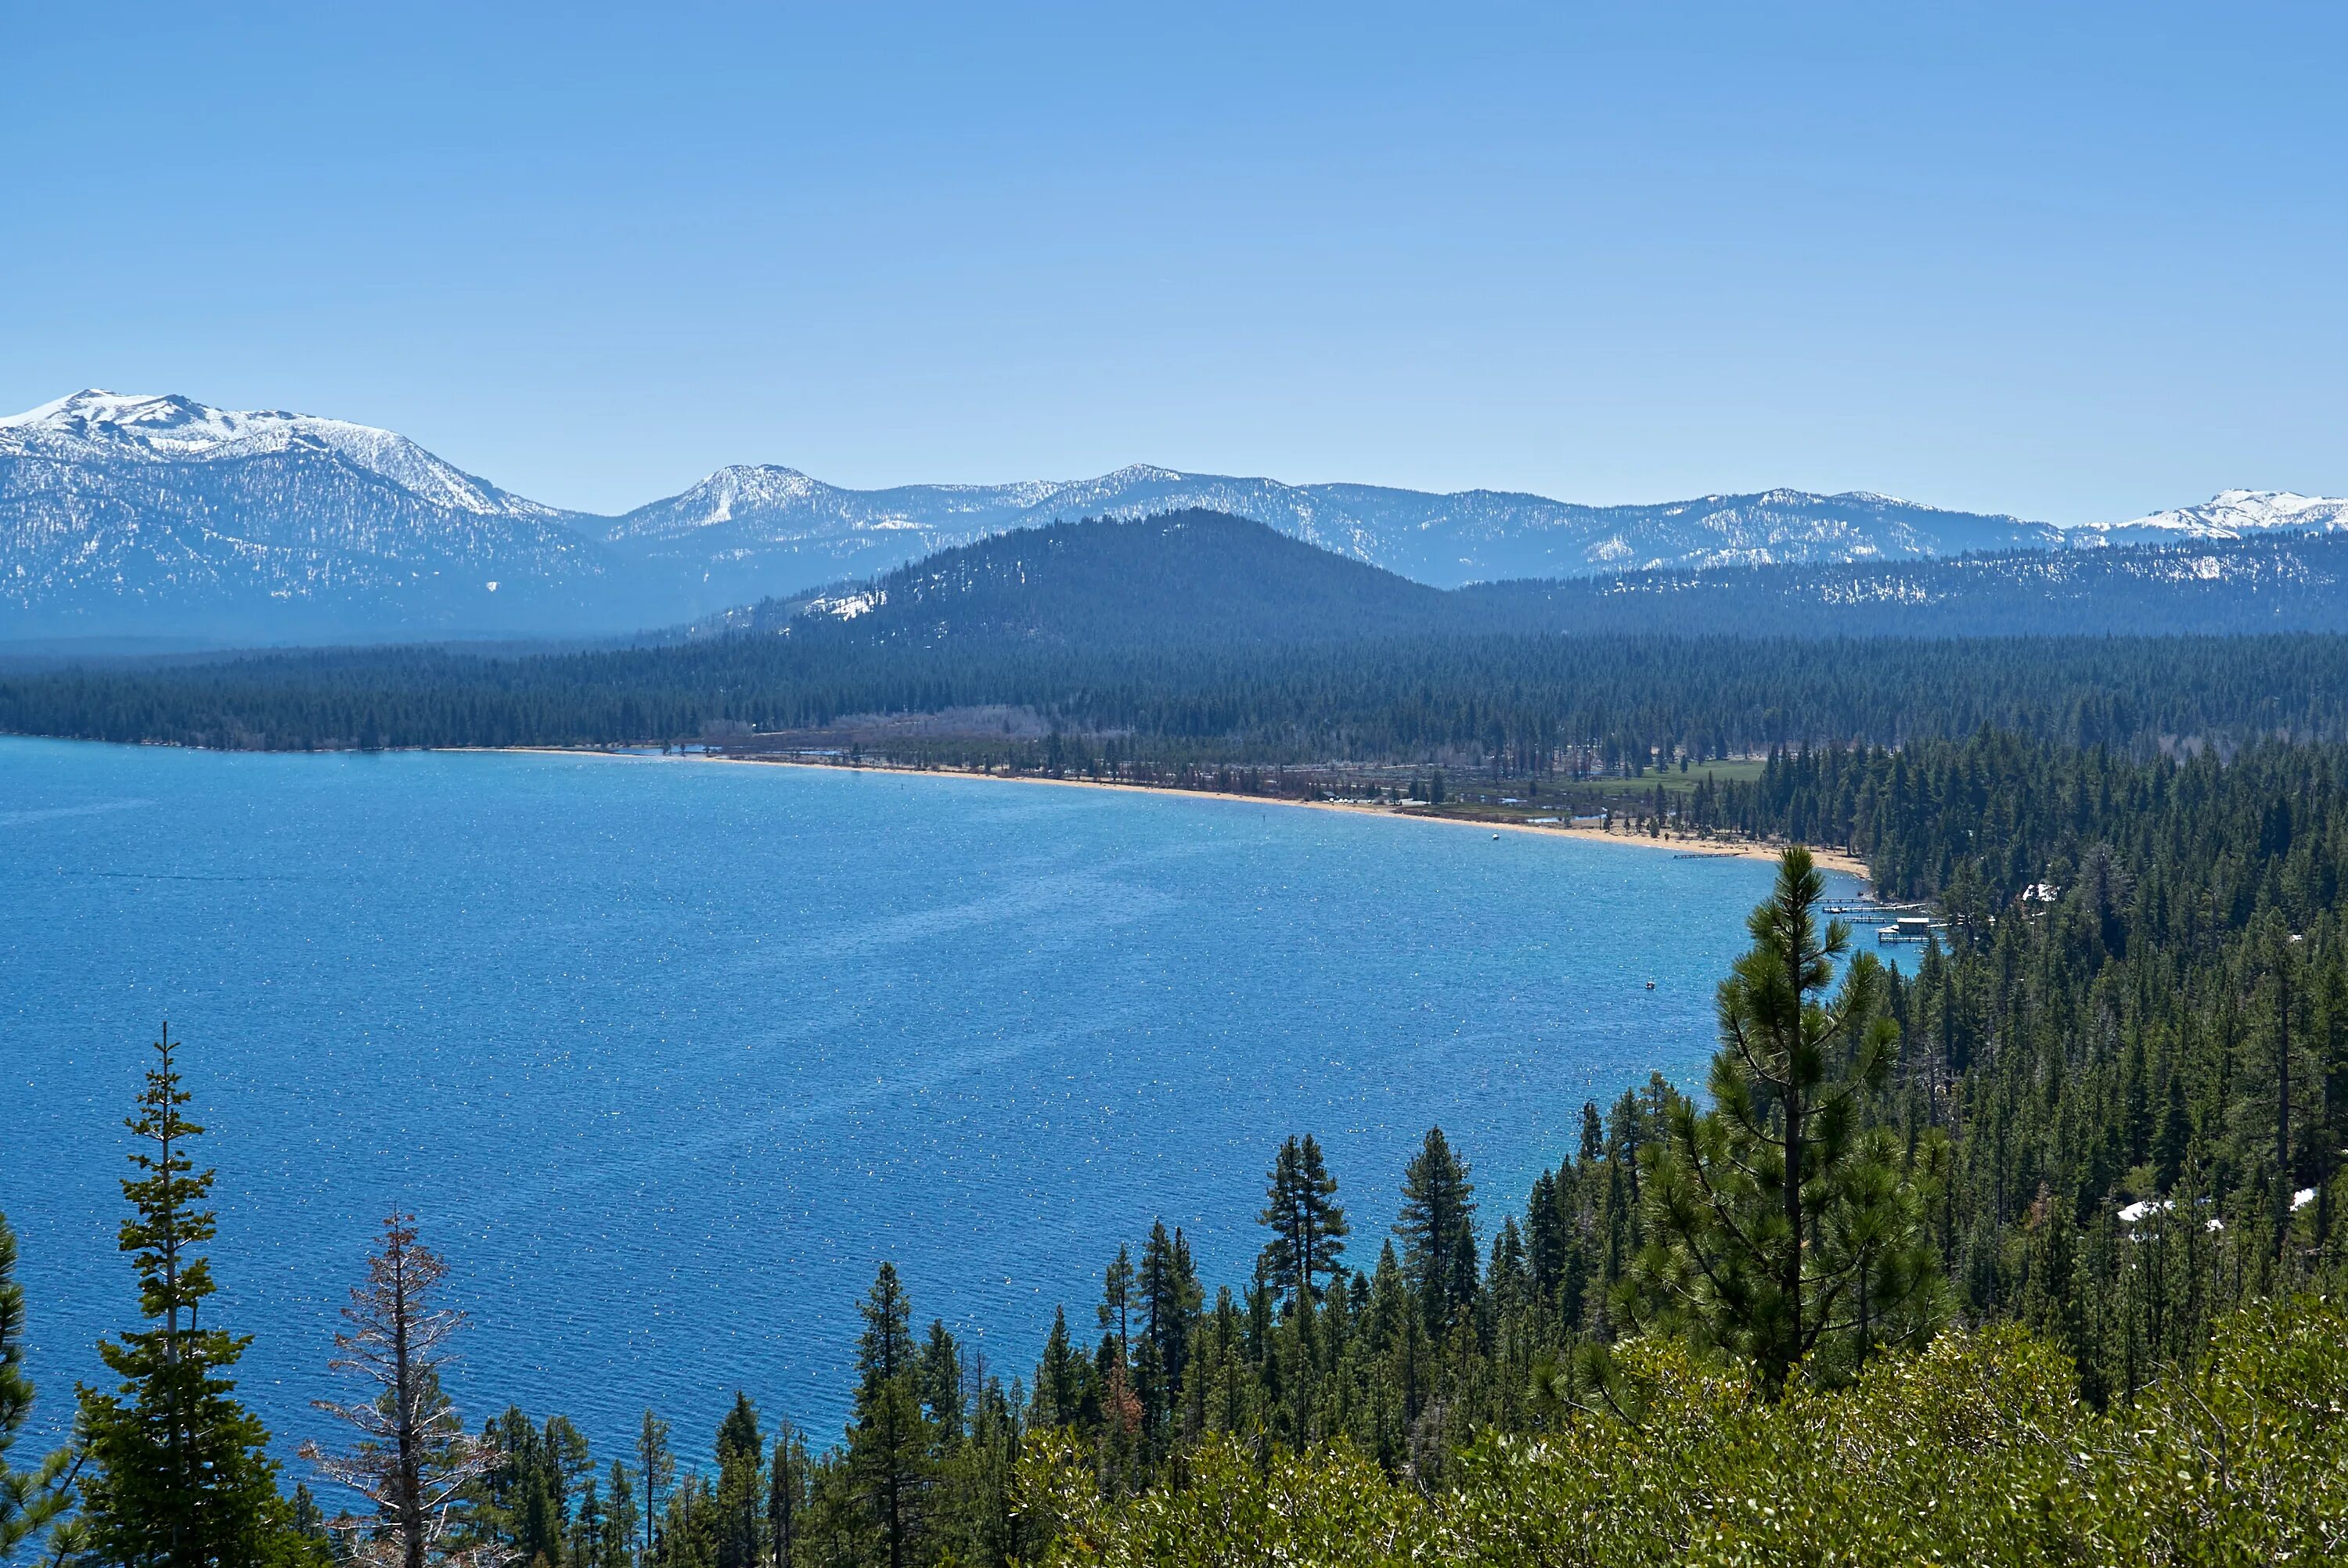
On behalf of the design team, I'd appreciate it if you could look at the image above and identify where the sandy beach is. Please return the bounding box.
[686,749,1875,881]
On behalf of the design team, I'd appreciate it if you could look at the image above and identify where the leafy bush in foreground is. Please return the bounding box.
[1024,1293,2348,1566]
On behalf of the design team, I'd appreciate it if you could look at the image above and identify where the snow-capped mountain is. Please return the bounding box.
[2074,490,2348,546]
[604,464,2066,600]
[0,390,568,520]
[0,390,624,642]
[5,386,2337,646]
[1283,484,2065,583]
[600,466,1063,606]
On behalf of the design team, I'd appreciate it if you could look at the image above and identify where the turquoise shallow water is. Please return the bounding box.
[0,739,1867,1460]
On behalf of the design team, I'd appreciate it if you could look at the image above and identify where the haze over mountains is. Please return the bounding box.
[4,388,2343,646]
[712,509,2348,649]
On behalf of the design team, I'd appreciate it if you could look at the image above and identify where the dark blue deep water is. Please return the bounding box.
[0,739,1868,1462]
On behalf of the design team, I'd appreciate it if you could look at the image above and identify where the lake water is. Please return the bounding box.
[0,739,1872,1463]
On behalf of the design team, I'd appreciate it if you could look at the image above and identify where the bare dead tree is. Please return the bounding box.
[301,1214,499,1568]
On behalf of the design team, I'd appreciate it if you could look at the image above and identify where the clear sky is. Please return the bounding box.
[7,3,2343,522]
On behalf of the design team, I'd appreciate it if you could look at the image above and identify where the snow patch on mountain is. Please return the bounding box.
[2076,491,2348,545]
[0,390,564,520]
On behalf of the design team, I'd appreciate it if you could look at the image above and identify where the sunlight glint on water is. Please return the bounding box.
[0,740,1874,1458]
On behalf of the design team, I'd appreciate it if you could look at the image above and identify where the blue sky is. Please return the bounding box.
[7,4,2343,521]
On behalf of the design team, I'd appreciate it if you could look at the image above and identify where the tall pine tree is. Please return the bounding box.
[844,1264,928,1568]
[77,1024,308,1568]
[1257,1136,1349,1308]
[710,1395,762,1568]
[1631,848,1946,1392]
[634,1414,672,1567]
[1394,1128,1478,1335]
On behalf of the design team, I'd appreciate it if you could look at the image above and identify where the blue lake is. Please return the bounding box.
[0,739,1873,1463]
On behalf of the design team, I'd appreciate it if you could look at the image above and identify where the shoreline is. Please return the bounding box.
[0,731,1872,882]
[681,749,1875,881]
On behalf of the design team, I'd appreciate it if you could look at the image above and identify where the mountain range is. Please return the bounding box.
[5,387,2343,645]
[721,509,2348,650]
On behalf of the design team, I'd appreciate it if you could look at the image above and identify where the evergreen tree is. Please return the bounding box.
[571,1472,603,1568]
[0,1211,70,1560]
[931,1379,1021,1567]
[2153,1071,2191,1195]
[1096,1248,1133,1358]
[844,1264,928,1568]
[916,1324,963,1445]
[710,1396,762,1568]
[77,1024,308,1568]
[1394,1128,1478,1334]
[762,1430,805,1568]
[470,1408,583,1567]
[1031,1309,1079,1431]
[633,1415,672,1567]
[1257,1136,1349,1308]
[1632,849,1946,1392]
[1134,1222,1200,1440]
[599,1464,636,1568]
[650,1477,711,1568]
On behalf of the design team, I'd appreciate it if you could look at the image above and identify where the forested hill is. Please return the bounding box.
[744,509,1446,649]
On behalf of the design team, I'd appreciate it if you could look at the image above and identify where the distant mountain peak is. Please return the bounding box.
[690,464,823,502]
[2083,490,2348,542]
[708,462,816,481]
[3,388,288,450]
[607,463,832,538]
[0,388,562,520]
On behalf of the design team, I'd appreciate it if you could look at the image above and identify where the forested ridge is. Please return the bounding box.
[14,633,2348,763]
[17,508,2348,768]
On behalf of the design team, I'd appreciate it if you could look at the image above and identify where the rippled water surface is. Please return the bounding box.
[1,739,1868,1458]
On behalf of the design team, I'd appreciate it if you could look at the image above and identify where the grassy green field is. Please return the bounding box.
[1647,758,1770,793]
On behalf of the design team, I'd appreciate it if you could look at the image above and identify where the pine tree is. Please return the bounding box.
[2154,1071,2191,1195]
[710,1396,762,1568]
[301,1214,495,1568]
[571,1472,603,1568]
[1294,1136,1349,1303]
[762,1429,805,1568]
[0,1211,70,1559]
[1134,1222,1200,1435]
[1394,1128,1478,1334]
[650,1476,711,1568]
[633,1415,672,1567]
[1257,1137,1350,1309]
[77,1023,308,1568]
[1631,848,1946,1393]
[599,1464,636,1568]
[931,1381,1019,1568]
[1097,1247,1134,1358]
[844,1264,928,1568]
[916,1323,963,1444]
[1031,1309,1079,1431]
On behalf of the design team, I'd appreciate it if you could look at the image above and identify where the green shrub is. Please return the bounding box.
[1028,1296,2348,1566]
